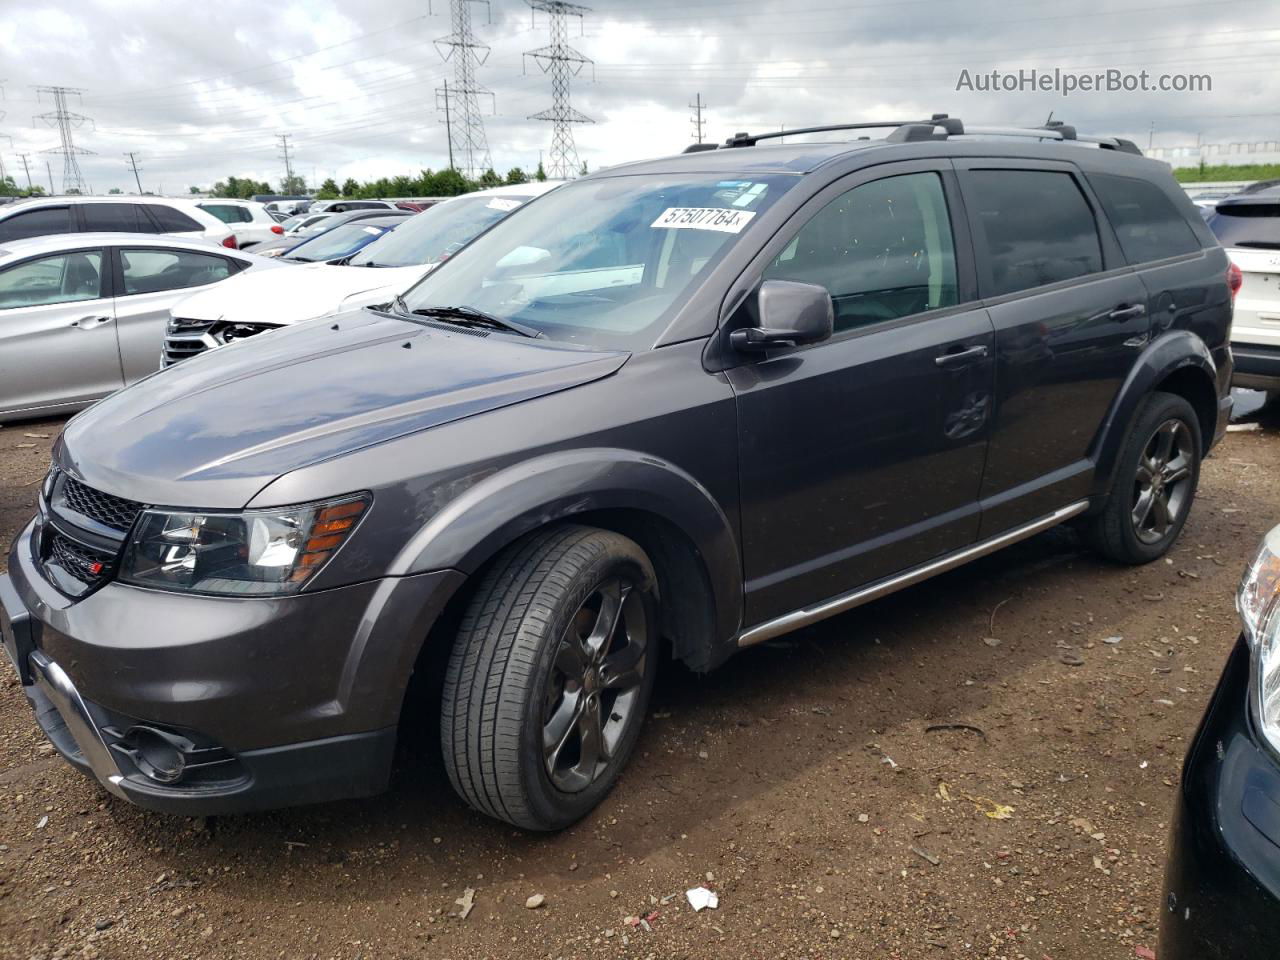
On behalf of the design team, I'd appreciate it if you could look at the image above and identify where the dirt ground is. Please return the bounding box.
[2,399,1279,960]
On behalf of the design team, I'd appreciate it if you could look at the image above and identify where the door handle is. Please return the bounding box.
[935,344,989,368]
[1108,304,1147,322]
[69,315,112,328]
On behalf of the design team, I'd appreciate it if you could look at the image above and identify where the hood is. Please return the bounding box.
[172,261,431,327]
[59,309,628,508]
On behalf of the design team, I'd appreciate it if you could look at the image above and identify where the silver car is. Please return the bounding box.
[0,233,283,422]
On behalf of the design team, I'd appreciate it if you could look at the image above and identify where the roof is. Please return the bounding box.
[466,180,564,198]
[0,194,209,210]
[0,232,249,261]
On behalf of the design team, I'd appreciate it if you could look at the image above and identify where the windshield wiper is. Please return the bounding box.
[408,304,542,339]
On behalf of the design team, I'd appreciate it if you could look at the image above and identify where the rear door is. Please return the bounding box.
[0,247,121,416]
[729,160,996,624]
[954,160,1150,536]
[112,245,242,381]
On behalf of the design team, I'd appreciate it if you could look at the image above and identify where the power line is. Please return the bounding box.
[33,85,93,195]
[689,92,705,144]
[525,1,594,180]
[434,0,495,179]
[124,151,144,194]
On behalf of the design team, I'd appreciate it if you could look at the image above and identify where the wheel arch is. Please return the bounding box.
[1089,330,1219,504]
[392,448,743,672]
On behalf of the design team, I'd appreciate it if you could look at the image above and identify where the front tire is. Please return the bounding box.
[1085,391,1202,564]
[441,525,658,831]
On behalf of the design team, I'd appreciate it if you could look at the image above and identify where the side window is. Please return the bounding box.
[147,205,204,233]
[763,172,958,332]
[0,206,73,242]
[1089,173,1202,264]
[965,170,1102,297]
[0,252,104,309]
[119,249,231,295]
[81,202,147,233]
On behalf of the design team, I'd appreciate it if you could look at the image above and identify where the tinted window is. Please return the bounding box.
[350,195,529,267]
[283,222,392,262]
[146,205,204,233]
[966,170,1102,296]
[1090,174,1202,263]
[199,203,251,224]
[763,172,958,332]
[0,251,104,309]
[120,248,231,295]
[0,206,73,242]
[81,202,148,233]
[1206,203,1280,250]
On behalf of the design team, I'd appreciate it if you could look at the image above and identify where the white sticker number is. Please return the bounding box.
[487,198,523,212]
[651,207,757,234]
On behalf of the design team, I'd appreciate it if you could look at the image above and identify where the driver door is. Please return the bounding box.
[0,248,122,418]
[728,161,997,626]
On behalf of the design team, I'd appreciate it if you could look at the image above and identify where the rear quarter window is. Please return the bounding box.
[1089,173,1202,263]
[146,205,205,233]
[199,204,251,224]
[0,206,74,242]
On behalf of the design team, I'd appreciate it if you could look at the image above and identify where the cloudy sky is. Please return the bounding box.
[0,0,1275,194]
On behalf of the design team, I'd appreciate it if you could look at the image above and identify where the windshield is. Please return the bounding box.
[350,193,534,268]
[400,175,795,348]
[1207,203,1280,250]
[284,222,393,262]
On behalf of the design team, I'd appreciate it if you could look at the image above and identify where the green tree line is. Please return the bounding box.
[198,162,559,200]
[1173,162,1280,183]
[0,176,46,198]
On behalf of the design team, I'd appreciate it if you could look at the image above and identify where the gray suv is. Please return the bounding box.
[0,117,1234,830]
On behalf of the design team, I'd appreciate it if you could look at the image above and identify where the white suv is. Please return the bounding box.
[1205,186,1280,391]
[193,199,287,249]
[0,196,238,249]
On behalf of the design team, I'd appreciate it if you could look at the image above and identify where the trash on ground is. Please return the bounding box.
[910,845,940,866]
[967,795,1014,820]
[455,887,476,919]
[686,886,719,911]
[1102,636,1123,645]
[1227,422,1261,432]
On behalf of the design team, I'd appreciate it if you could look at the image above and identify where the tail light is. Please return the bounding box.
[271,225,284,235]
[221,235,238,250]
[1228,262,1243,300]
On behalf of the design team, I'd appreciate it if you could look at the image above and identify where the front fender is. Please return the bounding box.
[389,448,743,645]
[1089,329,1220,503]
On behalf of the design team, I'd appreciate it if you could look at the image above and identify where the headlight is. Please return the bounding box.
[118,495,368,596]
[1239,526,1280,752]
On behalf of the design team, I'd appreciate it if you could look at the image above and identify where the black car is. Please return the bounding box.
[1160,526,1280,957]
[0,116,1236,831]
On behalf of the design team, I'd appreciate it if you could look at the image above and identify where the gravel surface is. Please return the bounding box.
[2,402,1279,960]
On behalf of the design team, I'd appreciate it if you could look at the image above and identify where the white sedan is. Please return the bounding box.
[162,182,560,364]
[0,233,284,422]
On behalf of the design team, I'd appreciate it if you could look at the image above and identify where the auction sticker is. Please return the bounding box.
[651,207,756,233]
[487,197,522,211]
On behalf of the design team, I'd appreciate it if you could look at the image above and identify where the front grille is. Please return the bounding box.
[47,531,114,586]
[60,477,143,533]
[161,337,210,366]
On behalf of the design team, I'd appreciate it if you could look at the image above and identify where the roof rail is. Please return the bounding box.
[715,114,1144,156]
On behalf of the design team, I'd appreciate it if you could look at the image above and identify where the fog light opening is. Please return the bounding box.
[125,726,190,784]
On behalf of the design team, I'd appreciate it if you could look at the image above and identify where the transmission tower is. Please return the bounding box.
[524,1,594,180]
[689,93,706,144]
[277,134,296,191]
[34,86,93,194]
[434,0,494,179]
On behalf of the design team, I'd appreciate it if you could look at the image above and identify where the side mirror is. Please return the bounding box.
[729,279,834,352]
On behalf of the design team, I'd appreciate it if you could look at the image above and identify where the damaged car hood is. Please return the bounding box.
[58,309,628,508]
[171,260,433,328]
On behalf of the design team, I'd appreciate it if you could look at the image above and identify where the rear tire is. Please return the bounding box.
[440,524,658,831]
[1084,391,1202,564]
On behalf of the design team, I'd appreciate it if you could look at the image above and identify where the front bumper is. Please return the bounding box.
[1231,342,1280,392]
[1160,636,1280,959]
[2,519,463,814]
